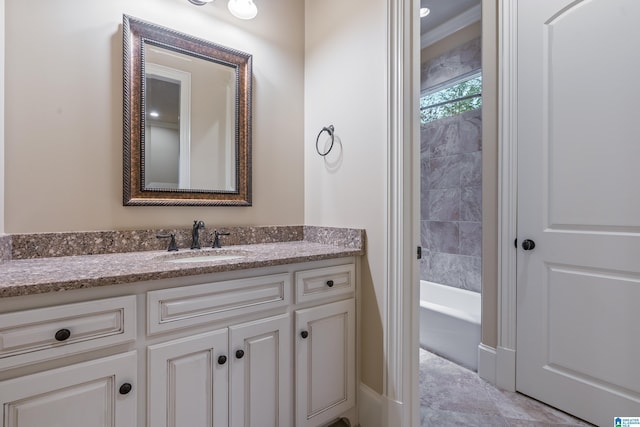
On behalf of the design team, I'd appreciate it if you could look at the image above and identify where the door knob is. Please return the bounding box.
[54,328,71,342]
[522,239,536,251]
[119,383,133,395]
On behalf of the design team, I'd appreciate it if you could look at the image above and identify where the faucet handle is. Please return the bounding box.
[212,230,231,248]
[157,234,178,252]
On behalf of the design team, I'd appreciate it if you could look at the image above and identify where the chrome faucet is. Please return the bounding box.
[191,220,205,249]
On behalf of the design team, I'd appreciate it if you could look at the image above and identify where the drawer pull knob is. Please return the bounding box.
[326,280,334,287]
[217,355,227,365]
[54,329,71,342]
[301,330,309,339]
[119,383,133,395]
[235,350,245,359]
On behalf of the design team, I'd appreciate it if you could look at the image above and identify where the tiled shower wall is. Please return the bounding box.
[420,37,482,293]
[420,110,482,292]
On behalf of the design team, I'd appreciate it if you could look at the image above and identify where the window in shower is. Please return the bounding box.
[420,72,482,124]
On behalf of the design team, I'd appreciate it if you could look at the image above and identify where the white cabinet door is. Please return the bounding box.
[295,299,355,427]
[148,329,229,427]
[229,314,291,427]
[0,351,137,427]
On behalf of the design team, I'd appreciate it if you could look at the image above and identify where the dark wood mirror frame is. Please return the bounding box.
[123,15,252,206]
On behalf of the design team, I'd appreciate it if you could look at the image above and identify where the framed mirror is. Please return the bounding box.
[123,15,252,206]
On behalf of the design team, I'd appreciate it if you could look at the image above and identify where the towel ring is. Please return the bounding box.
[315,125,335,156]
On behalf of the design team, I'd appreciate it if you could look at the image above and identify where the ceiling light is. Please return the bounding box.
[188,0,214,5]
[149,111,159,118]
[227,0,258,20]
[420,7,431,18]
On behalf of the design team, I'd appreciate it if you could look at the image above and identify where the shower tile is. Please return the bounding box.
[428,189,460,221]
[428,155,461,189]
[459,222,482,257]
[460,255,482,293]
[461,186,482,222]
[460,152,482,187]
[427,221,459,254]
[420,220,430,249]
[420,159,430,219]
[428,252,461,287]
[420,251,431,281]
[429,120,461,158]
[420,125,432,156]
[459,109,482,153]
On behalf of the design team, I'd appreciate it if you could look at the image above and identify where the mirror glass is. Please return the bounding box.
[123,15,252,206]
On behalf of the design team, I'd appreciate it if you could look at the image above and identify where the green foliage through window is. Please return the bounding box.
[420,74,482,123]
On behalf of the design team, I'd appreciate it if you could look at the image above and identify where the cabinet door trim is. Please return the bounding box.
[0,296,136,370]
[147,273,290,335]
[295,299,356,427]
[0,351,137,427]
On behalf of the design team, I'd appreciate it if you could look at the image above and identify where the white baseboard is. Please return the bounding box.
[358,383,382,427]
[478,343,497,384]
[496,346,516,392]
[477,343,516,392]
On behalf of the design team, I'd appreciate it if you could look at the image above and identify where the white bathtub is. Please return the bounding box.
[419,280,481,371]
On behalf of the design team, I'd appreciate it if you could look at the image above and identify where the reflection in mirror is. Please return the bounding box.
[123,15,252,206]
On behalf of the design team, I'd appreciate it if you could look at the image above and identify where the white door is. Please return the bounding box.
[147,329,229,427]
[295,299,355,427]
[516,0,640,425]
[0,352,137,427]
[229,314,291,427]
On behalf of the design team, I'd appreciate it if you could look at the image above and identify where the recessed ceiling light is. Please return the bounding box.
[420,7,431,18]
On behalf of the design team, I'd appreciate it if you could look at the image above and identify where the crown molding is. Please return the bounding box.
[420,4,481,48]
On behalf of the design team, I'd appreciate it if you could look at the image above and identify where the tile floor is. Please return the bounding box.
[419,348,595,426]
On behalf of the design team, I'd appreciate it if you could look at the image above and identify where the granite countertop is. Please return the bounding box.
[0,226,365,298]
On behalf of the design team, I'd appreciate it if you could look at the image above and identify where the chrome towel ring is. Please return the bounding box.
[315,125,335,156]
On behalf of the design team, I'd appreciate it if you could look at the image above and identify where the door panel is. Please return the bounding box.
[229,314,291,427]
[516,0,640,425]
[0,352,136,427]
[147,330,228,427]
[295,299,355,427]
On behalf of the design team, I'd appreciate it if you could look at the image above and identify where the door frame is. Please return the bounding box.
[385,0,421,426]
[495,0,518,391]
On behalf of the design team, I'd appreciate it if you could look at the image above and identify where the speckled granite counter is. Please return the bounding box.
[0,226,365,298]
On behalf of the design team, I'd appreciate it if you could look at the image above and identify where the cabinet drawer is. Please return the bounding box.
[147,273,291,335]
[295,264,355,303]
[0,296,136,370]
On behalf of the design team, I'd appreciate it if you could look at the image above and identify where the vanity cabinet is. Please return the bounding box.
[0,257,357,427]
[0,296,138,427]
[294,263,356,427]
[147,314,290,427]
[0,351,137,427]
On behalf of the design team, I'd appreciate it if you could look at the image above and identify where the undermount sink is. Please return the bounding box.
[158,251,248,264]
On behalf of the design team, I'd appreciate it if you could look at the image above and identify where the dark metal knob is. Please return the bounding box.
[326,280,334,288]
[119,383,132,395]
[522,239,536,251]
[54,328,71,342]
[235,350,245,359]
[300,330,309,339]
[217,355,227,365]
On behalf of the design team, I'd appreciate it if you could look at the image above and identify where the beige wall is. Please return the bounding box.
[304,0,386,393]
[0,0,4,233]
[4,0,304,233]
[481,0,498,348]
